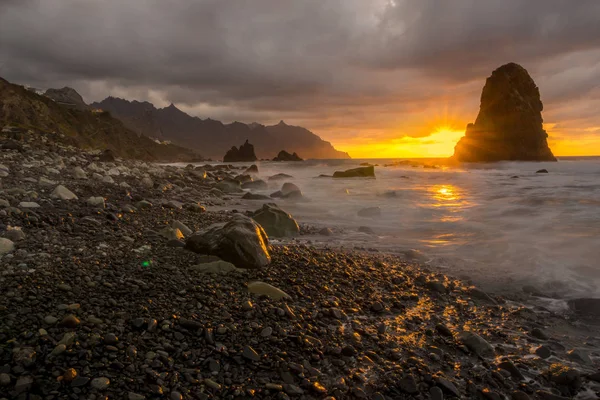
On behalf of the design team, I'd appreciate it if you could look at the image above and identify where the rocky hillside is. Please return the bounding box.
[43,87,90,111]
[91,97,350,160]
[0,78,201,162]
[453,63,556,162]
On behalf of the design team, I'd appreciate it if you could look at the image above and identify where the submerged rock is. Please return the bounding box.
[186,214,270,269]
[358,206,381,218]
[242,192,271,200]
[453,63,556,162]
[333,166,375,178]
[223,140,258,162]
[567,298,600,317]
[252,203,299,237]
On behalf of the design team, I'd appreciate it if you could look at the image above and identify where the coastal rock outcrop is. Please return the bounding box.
[453,63,556,162]
[333,166,375,178]
[251,203,300,237]
[222,140,258,162]
[273,150,303,161]
[185,214,270,269]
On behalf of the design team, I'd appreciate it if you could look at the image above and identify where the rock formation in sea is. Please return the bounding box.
[223,140,258,162]
[273,150,303,161]
[452,63,556,162]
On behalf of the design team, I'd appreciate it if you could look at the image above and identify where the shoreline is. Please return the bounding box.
[1,136,599,399]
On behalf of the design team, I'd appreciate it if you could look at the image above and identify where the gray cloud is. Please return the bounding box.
[1,0,599,148]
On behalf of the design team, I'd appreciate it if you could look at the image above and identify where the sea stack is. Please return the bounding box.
[453,63,556,162]
[223,139,258,162]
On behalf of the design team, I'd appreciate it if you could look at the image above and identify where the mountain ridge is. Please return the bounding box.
[91,97,351,160]
[0,77,201,162]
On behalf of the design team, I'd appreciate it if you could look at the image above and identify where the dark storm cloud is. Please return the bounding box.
[1,0,599,145]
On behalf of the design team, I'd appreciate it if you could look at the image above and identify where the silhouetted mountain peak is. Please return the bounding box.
[91,96,350,159]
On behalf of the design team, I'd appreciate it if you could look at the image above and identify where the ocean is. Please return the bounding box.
[214,157,600,301]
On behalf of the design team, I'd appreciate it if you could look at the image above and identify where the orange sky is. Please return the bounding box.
[333,126,600,159]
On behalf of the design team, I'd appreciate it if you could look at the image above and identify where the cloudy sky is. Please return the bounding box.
[1,0,600,157]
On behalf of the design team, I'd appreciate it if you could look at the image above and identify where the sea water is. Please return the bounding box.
[188,157,600,299]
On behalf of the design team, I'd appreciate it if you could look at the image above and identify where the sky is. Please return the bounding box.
[1,0,600,158]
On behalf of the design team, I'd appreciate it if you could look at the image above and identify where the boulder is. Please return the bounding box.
[453,63,556,162]
[234,174,253,184]
[51,185,78,200]
[72,167,87,179]
[245,165,259,174]
[536,169,549,174]
[98,149,116,162]
[333,166,375,178]
[223,140,258,162]
[459,331,495,357]
[268,173,293,181]
[185,214,270,269]
[215,178,242,193]
[273,150,303,161]
[281,182,301,196]
[358,206,381,218]
[251,203,300,237]
[172,220,193,237]
[242,180,268,190]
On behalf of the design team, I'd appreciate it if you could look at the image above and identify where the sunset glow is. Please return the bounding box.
[338,127,466,158]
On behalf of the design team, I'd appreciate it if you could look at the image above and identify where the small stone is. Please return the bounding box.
[535,345,552,359]
[170,392,183,400]
[58,283,72,291]
[128,393,146,400]
[86,196,105,208]
[436,377,460,397]
[14,375,34,394]
[71,376,90,387]
[398,374,418,394]
[91,377,110,390]
[104,333,118,345]
[242,345,260,362]
[60,314,80,328]
[430,386,444,400]
[242,300,254,310]
[205,378,221,390]
[283,384,304,395]
[311,382,327,394]
[531,328,549,340]
[0,373,11,386]
[568,348,592,365]
[50,344,66,357]
[459,331,495,357]
[266,383,283,391]
[261,327,273,337]
[44,315,58,324]
[0,238,15,254]
[63,368,77,382]
[51,185,78,200]
[248,281,292,300]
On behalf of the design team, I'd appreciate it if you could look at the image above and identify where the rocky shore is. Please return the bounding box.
[1,132,599,400]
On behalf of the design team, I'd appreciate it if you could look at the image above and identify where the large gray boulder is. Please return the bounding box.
[333,166,375,178]
[185,215,270,269]
[252,203,299,237]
